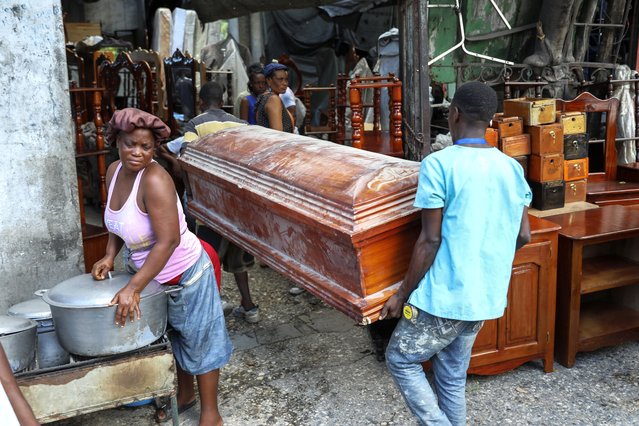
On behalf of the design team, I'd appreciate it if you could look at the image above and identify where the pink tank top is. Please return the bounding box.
[104,162,201,283]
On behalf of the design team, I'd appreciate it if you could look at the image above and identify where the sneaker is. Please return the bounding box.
[221,298,234,317]
[289,286,305,296]
[232,305,260,323]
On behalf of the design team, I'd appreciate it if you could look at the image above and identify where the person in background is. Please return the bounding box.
[379,82,531,425]
[0,345,38,425]
[92,108,232,425]
[239,63,267,124]
[255,62,294,133]
[163,81,261,324]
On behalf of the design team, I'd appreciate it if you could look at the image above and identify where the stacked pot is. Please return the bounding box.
[0,315,37,373]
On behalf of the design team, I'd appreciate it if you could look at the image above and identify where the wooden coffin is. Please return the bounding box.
[564,157,589,181]
[527,123,563,155]
[565,179,587,203]
[178,126,421,324]
[500,134,531,157]
[557,111,587,135]
[529,153,564,182]
[503,97,556,126]
[530,180,565,210]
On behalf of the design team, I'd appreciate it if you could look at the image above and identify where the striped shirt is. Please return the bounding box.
[183,108,246,143]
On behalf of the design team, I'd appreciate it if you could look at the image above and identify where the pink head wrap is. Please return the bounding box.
[106,108,170,144]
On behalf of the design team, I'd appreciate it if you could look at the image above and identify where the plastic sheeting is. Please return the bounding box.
[186,0,340,22]
[614,65,637,164]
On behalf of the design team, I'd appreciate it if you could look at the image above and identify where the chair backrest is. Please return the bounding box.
[349,74,403,157]
[164,49,197,136]
[556,92,620,182]
[66,48,86,88]
[336,73,349,145]
[504,76,547,100]
[129,48,166,120]
[98,51,153,122]
[302,84,337,141]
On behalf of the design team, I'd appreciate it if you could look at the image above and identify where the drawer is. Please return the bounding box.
[503,97,556,126]
[491,116,523,138]
[500,134,531,157]
[484,127,499,148]
[565,179,587,203]
[564,158,589,181]
[557,112,586,135]
[529,153,564,182]
[530,180,565,210]
[563,133,589,160]
[513,155,528,178]
[527,123,564,155]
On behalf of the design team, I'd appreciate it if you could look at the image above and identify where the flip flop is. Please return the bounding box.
[154,398,197,423]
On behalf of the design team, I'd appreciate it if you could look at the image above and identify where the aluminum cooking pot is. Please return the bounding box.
[9,294,70,368]
[43,272,171,357]
[0,315,37,372]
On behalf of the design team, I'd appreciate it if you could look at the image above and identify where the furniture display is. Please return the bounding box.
[349,74,403,157]
[164,49,197,136]
[468,216,559,374]
[179,126,421,324]
[545,204,639,367]
[128,48,167,120]
[302,84,337,141]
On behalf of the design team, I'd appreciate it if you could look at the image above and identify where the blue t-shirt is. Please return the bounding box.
[408,145,532,321]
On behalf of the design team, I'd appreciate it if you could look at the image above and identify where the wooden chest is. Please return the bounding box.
[500,134,531,157]
[563,133,589,160]
[503,97,556,126]
[178,126,421,324]
[564,158,589,181]
[527,123,563,155]
[565,179,587,203]
[491,116,523,138]
[530,180,565,210]
[484,127,498,148]
[529,153,564,182]
[557,111,586,135]
[513,155,528,177]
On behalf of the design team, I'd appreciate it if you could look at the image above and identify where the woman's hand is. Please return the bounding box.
[109,285,142,326]
[92,255,115,280]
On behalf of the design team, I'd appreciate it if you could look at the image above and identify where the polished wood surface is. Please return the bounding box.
[564,158,589,181]
[491,116,523,139]
[528,123,563,155]
[529,153,563,182]
[500,134,531,157]
[544,204,639,367]
[179,126,420,324]
[468,216,559,374]
[586,180,639,205]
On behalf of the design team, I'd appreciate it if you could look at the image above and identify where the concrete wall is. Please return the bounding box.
[0,1,83,312]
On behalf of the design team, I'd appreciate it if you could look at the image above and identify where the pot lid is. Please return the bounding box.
[43,272,164,309]
[9,297,52,321]
[0,315,37,335]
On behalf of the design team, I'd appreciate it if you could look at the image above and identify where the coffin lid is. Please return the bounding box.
[183,126,420,233]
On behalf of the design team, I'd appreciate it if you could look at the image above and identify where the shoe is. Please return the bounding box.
[221,298,234,317]
[289,286,305,296]
[232,305,260,323]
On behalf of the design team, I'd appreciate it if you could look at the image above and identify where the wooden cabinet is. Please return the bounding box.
[468,216,559,374]
[545,205,639,367]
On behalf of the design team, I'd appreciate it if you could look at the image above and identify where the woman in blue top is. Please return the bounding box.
[239,63,267,124]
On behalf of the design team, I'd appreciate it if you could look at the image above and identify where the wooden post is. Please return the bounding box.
[350,86,363,149]
[93,85,107,213]
[391,82,403,154]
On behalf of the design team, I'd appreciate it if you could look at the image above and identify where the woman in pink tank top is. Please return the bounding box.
[92,108,231,425]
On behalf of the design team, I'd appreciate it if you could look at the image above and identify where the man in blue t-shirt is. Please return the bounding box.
[380,82,532,425]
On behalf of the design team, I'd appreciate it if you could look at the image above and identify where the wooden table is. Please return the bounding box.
[545,205,639,367]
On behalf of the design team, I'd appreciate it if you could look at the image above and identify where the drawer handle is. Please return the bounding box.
[574,164,581,171]
[573,140,579,147]
[549,130,556,141]
[570,183,577,194]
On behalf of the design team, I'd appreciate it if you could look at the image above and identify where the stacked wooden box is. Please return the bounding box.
[503,97,564,210]
[557,112,589,203]
[489,114,530,177]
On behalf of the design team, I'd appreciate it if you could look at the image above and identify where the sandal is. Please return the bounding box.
[154,398,197,423]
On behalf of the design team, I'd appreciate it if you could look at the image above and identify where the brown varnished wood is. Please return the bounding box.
[179,127,420,324]
[545,204,639,367]
[527,123,563,155]
[564,158,589,182]
[503,98,556,126]
[529,153,564,182]
[499,134,531,157]
[491,116,523,139]
[586,179,639,205]
[302,84,337,141]
[565,179,587,203]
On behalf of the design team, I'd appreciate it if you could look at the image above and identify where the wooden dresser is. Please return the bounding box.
[545,205,639,367]
[468,216,559,374]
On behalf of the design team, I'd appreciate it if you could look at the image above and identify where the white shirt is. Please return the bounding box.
[0,383,20,426]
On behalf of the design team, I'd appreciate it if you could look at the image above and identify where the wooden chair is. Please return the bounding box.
[128,48,167,121]
[98,52,153,122]
[504,76,547,100]
[336,73,349,145]
[557,92,639,205]
[302,84,337,141]
[92,50,116,83]
[66,48,86,88]
[349,74,403,157]
[164,49,197,136]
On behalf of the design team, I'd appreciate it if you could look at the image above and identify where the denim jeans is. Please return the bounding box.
[385,305,483,426]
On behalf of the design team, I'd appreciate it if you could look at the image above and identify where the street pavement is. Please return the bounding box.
[52,264,639,425]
